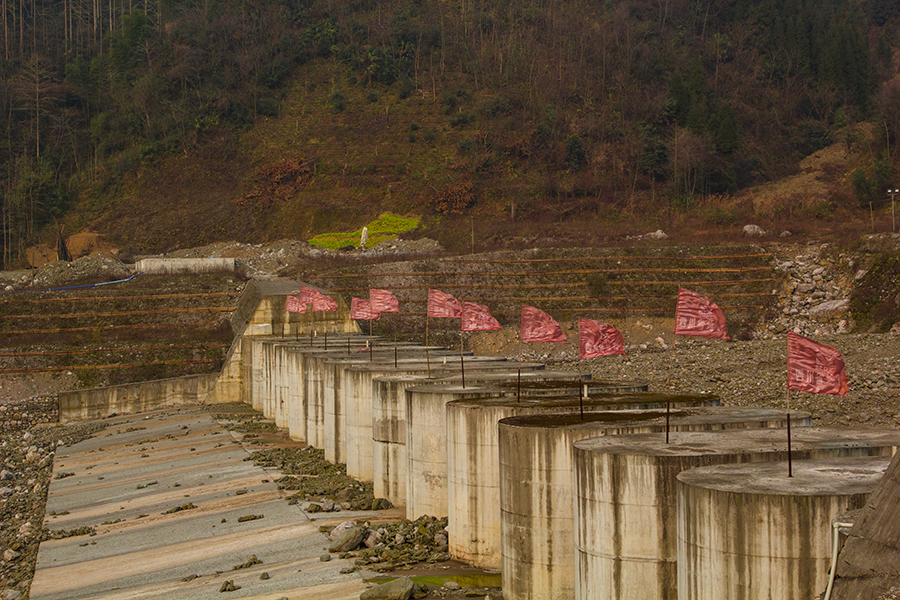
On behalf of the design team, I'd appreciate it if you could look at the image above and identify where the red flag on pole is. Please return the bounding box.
[304,287,337,312]
[578,319,625,358]
[428,289,462,318]
[674,287,729,340]
[521,305,567,343]
[461,301,501,332]
[370,289,400,313]
[787,332,849,396]
[286,294,306,313]
[351,297,379,320]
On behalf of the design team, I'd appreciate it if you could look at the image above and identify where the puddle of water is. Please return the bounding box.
[365,574,502,588]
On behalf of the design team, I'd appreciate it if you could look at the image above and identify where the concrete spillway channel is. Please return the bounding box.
[498,409,815,600]
[569,427,900,600]
[30,408,373,600]
[403,381,661,521]
[675,456,891,600]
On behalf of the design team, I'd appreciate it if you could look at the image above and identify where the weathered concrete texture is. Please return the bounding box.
[570,427,900,600]
[371,363,549,509]
[404,373,600,521]
[449,403,775,571]
[30,408,370,600]
[58,373,219,423]
[343,357,510,483]
[135,257,236,275]
[208,281,359,405]
[501,409,810,600]
[321,349,455,465]
[676,457,890,600]
[831,451,900,599]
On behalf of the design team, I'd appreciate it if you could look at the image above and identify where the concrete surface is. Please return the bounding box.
[30,407,376,600]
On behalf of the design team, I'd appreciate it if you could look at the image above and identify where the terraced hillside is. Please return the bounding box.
[0,273,240,389]
[309,244,782,342]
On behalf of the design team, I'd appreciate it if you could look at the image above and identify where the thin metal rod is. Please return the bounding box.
[787,412,793,477]
[786,382,793,477]
[425,317,431,378]
[666,400,671,444]
[460,331,465,388]
[517,368,521,402]
[369,319,373,361]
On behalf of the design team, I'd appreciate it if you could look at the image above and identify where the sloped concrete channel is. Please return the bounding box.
[30,408,373,600]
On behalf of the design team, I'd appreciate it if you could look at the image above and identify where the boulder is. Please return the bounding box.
[360,577,414,600]
[810,299,850,322]
[329,525,366,552]
[742,224,766,236]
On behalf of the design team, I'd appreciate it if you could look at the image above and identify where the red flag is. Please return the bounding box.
[296,287,317,304]
[521,305,567,343]
[787,332,849,396]
[302,287,337,312]
[286,294,306,313]
[428,289,462,318]
[674,287,729,340]
[370,289,400,313]
[578,319,625,358]
[461,301,501,332]
[351,297,379,320]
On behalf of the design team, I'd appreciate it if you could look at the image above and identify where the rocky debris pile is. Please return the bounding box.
[325,516,450,573]
[359,576,500,600]
[367,238,443,254]
[0,421,106,599]
[768,243,857,336]
[4,254,132,291]
[247,447,391,512]
[0,397,58,434]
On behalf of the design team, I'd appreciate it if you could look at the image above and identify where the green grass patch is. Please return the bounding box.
[308,213,420,249]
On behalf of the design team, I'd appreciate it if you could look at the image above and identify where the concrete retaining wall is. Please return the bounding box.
[58,373,220,423]
[135,257,236,274]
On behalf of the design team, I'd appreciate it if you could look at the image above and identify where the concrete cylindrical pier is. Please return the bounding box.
[371,363,549,508]
[498,412,827,600]
[676,457,890,600]
[343,356,508,481]
[405,374,655,521]
[281,339,376,443]
[570,427,900,600]
[321,348,445,463]
[451,404,780,571]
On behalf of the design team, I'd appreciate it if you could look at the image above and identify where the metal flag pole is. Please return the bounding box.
[425,315,431,377]
[459,330,466,388]
[786,383,793,477]
[369,318,373,361]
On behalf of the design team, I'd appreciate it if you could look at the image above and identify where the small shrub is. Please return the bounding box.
[330,91,346,113]
[428,182,476,214]
[423,128,437,144]
[366,90,379,103]
[457,138,476,156]
[704,207,738,225]
[450,111,475,127]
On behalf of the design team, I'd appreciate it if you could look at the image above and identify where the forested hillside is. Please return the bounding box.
[1,0,899,265]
